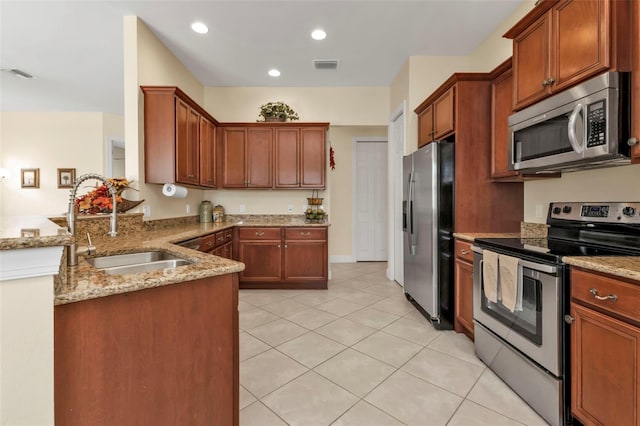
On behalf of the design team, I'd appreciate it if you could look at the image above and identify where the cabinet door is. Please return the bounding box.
[454,258,474,340]
[491,67,520,179]
[275,128,299,188]
[632,0,640,162]
[552,0,609,93]
[571,303,640,426]
[300,128,326,188]
[513,12,552,110]
[199,117,216,188]
[237,241,282,281]
[418,105,434,147]
[433,87,455,140]
[283,240,327,282]
[175,99,200,185]
[221,128,247,188]
[246,128,273,188]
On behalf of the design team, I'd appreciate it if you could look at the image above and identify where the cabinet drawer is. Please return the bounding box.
[454,239,474,263]
[285,228,327,240]
[238,227,281,240]
[571,269,640,323]
[214,231,226,247]
[223,228,234,243]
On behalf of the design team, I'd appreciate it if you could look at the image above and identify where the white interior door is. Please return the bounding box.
[355,140,388,261]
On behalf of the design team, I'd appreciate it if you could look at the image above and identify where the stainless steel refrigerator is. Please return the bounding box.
[402,141,454,329]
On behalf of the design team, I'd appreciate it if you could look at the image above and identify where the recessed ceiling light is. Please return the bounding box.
[311,29,327,40]
[191,22,208,34]
[268,69,281,77]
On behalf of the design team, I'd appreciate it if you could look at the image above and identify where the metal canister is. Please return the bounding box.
[199,200,213,223]
[213,204,225,223]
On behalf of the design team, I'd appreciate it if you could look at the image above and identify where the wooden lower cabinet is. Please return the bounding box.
[569,268,640,426]
[55,274,239,426]
[237,227,328,289]
[454,239,474,340]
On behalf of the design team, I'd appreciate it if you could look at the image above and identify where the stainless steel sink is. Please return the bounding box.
[86,251,193,275]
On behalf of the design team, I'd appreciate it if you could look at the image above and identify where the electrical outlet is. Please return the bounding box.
[142,206,151,218]
[186,204,191,214]
[287,204,293,213]
[302,205,307,212]
[239,204,246,213]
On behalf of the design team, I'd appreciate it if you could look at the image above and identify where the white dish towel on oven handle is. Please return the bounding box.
[498,254,523,312]
[482,250,500,303]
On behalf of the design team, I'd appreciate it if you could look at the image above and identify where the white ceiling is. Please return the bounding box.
[0,0,525,114]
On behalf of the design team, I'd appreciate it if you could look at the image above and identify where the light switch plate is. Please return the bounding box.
[239,204,246,213]
[142,206,151,218]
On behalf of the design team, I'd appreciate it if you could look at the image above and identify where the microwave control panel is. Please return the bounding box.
[586,101,606,147]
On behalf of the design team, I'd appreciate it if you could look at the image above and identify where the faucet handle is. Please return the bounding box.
[85,232,96,256]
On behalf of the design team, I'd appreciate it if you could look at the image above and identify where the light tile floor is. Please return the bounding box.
[239,262,550,426]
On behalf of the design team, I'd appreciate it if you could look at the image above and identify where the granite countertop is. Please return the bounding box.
[0,215,72,249]
[563,257,640,282]
[55,216,330,305]
[453,232,521,243]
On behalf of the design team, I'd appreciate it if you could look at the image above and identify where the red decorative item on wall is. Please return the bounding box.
[329,146,336,170]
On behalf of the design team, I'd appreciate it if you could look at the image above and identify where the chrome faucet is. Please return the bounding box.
[67,173,118,266]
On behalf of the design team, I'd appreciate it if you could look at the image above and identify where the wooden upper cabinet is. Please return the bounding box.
[418,104,434,147]
[491,61,519,179]
[199,117,216,188]
[416,87,455,144]
[433,87,455,140]
[506,0,631,111]
[246,128,273,188]
[142,86,219,187]
[300,128,326,188]
[221,128,247,188]
[275,128,300,188]
[632,0,640,162]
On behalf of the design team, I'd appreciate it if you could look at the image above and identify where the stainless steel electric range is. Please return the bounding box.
[471,202,640,426]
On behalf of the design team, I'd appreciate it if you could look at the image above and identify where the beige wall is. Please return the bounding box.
[204,87,389,125]
[0,112,123,217]
[327,126,388,259]
[124,16,206,220]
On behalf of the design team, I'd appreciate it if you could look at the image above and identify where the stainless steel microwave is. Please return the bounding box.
[508,72,632,173]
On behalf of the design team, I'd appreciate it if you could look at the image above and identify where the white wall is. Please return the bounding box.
[0,112,123,217]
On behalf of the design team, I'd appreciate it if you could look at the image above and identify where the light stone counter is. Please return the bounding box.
[453,232,521,243]
[563,257,640,282]
[55,215,330,305]
[0,215,72,249]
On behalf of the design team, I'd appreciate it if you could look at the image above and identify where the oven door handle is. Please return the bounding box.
[471,245,557,275]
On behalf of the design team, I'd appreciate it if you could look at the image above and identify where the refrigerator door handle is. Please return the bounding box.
[408,170,417,255]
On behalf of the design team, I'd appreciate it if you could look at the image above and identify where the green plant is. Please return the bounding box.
[258,101,299,121]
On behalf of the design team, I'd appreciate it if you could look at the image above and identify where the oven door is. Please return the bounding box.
[472,250,562,376]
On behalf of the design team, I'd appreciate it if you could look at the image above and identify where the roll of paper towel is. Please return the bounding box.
[162,183,188,198]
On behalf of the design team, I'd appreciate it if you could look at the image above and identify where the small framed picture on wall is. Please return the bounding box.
[57,168,76,188]
[20,168,40,188]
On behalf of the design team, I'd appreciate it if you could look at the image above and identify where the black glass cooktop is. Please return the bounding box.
[475,234,640,265]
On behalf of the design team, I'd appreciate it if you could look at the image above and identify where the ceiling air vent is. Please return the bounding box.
[314,60,339,70]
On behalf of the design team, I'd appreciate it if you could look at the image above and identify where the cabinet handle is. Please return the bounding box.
[460,249,470,255]
[589,288,617,302]
[627,137,638,147]
[256,231,265,236]
[188,174,195,178]
[205,241,213,246]
[217,237,224,241]
[564,314,574,324]
[300,232,311,236]
[547,77,555,85]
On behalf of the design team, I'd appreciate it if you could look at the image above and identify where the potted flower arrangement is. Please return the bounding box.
[257,101,299,122]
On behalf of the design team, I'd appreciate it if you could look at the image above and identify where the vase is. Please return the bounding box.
[265,116,286,122]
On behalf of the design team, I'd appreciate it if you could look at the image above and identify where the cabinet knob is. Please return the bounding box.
[547,77,555,85]
[589,288,617,302]
[205,241,213,246]
[284,244,288,248]
[627,137,638,147]
[277,244,281,248]
[564,314,574,324]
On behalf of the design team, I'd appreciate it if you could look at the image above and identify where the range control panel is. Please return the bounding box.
[549,202,640,224]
